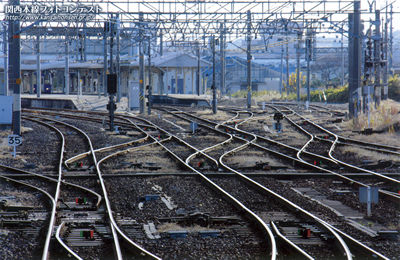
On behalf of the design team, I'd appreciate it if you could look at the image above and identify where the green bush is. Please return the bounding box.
[285,85,348,103]
[231,90,278,98]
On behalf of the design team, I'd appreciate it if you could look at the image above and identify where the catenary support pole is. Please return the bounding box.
[246,10,252,109]
[83,22,87,62]
[159,31,163,56]
[3,25,8,96]
[306,29,311,104]
[196,41,200,96]
[147,38,152,115]
[139,12,145,114]
[389,4,393,75]
[383,20,388,100]
[348,1,361,118]
[65,36,69,95]
[9,0,21,135]
[103,22,108,96]
[212,35,217,114]
[36,33,41,98]
[286,32,289,96]
[341,28,345,86]
[296,31,301,102]
[220,22,226,96]
[280,45,283,95]
[373,10,381,107]
[109,17,114,74]
[116,15,121,102]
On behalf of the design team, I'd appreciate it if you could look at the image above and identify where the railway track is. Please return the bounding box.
[14,111,160,259]
[264,104,400,200]
[145,107,389,259]
[1,107,396,259]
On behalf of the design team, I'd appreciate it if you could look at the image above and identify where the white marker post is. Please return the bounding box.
[190,122,198,134]
[8,134,22,158]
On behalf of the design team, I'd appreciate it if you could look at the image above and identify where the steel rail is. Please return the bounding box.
[55,222,84,260]
[121,113,278,260]
[0,163,102,209]
[19,116,101,258]
[65,135,150,166]
[156,108,353,259]
[270,221,314,260]
[270,105,400,187]
[264,103,399,151]
[167,107,389,259]
[22,116,66,260]
[28,115,124,260]
[216,127,352,259]
[229,105,400,202]
[0,175,67,258]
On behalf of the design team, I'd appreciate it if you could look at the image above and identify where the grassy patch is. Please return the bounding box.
[342,99,400,132]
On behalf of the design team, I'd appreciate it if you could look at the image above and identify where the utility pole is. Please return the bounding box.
[246,10,252,109]
[36,33,41,98]
[139,12,145,114]
[196,41,200,96]
[65,36,69,95]
[3,25,8,96]
[9,0,21,135]
[220,22,226,96]
[373,10,381,107]
[211,35,217,114]
[296,30,301,102]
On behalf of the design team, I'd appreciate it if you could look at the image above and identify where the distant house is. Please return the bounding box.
[208,56,281,94]
[153,52,211,95]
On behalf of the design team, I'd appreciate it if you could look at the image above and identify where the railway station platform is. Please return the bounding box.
[21,94,211,111]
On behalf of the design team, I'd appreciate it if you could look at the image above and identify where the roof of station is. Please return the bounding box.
[0,52,211,71]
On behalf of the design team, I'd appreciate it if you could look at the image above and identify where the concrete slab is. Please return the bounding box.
[292,187,393,237]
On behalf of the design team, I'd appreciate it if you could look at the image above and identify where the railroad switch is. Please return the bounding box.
[312,160,322,166]
[298,228,311,239]
[75,162,84,168]
[80,230,95,240]
[75,197,88,205]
